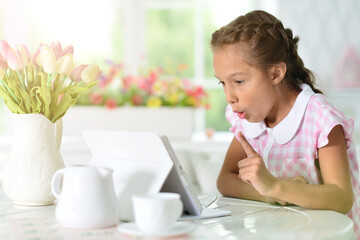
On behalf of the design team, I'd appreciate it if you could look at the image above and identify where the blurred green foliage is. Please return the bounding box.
[146,9,194,77]
[205,89,231,131]
[146,8,228,131]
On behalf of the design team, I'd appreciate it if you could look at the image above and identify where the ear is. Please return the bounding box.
[270,62,287,85]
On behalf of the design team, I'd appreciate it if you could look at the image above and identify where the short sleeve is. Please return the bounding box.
[225,104,243,140]
[317,105,354,149]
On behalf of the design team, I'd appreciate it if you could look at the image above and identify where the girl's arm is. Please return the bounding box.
[217,136,301,205]
[238,125,354,214]
[270,125,353,213]
[217,136,274,203]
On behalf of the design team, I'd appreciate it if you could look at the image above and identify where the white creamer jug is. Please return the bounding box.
[51,165,118,229]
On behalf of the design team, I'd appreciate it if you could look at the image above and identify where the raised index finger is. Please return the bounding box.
[238,131,257,157]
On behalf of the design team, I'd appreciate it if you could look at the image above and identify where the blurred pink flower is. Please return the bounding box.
[123,75,135,89]
[137,77,147,90]
[105,98,117,109]
[76,61,209,108]
[90,92,103,105]
[182,79,191,88]
[131,94,143,106]
[148,70,158,84]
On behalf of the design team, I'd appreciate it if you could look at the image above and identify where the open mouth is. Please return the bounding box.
[237,112,246,119]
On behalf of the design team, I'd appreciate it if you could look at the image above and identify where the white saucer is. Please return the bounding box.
[117,222,196,237]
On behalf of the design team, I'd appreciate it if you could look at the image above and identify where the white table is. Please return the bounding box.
[0,134,356,239]
[0,186,355,240]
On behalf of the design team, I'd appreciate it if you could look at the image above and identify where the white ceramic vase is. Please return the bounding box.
[2,113,65,206]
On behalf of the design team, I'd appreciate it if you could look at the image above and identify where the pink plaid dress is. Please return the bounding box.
[226,84,360,238]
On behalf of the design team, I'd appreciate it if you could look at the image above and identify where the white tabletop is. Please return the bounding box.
[0,187,355,240]
[0,134,356,239]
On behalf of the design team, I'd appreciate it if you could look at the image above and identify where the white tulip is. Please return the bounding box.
[56,54,74,76]
[81,63,100,83]
[37,47,56,73]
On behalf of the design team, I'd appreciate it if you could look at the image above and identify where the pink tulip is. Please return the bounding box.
[62,45,74,56]
[16,44,31,66]
[70,64,87,82]
[50,42,74,59]
[32,44,46,66]
[0,40,10,69]
[0,40,10,60]
[7,48,24,71]
[50,42,62,60]
[33,42,71,65]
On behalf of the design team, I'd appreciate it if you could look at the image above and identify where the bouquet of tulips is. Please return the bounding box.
[0,40,99,123]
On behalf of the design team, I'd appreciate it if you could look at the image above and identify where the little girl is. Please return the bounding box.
[211,10,359,238]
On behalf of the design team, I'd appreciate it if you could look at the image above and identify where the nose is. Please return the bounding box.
[225,87,237,104]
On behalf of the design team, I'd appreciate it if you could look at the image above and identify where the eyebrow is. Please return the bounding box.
[214,72,246,80]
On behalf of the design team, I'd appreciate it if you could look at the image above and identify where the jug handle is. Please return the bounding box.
[51,169,64,199]
[55,118,63,149]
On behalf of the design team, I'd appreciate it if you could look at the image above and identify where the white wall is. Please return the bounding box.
[277,0,360,90]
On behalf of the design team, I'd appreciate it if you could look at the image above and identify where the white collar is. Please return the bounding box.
[242,84,315,144]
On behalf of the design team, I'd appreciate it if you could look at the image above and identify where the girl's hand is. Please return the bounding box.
[237,132,277,196]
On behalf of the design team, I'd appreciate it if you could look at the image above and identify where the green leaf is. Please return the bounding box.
[39,73,51,119]
[0,68,98,123]
[29,86,44,114]
[0,86,24,113]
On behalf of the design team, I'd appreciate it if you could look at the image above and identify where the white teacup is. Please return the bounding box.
[132,192,183,233]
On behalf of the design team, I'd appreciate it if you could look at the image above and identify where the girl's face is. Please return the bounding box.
[213,45,279,123]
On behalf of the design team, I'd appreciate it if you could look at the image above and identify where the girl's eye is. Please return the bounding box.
[218,81,225,86]
[235,80,243,84]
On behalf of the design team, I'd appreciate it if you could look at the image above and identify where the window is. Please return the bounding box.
[122,0,252,132]
[0,0,251,133]
[4,0,356,136]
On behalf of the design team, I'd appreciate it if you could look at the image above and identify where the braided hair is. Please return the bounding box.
[211,10,322,94]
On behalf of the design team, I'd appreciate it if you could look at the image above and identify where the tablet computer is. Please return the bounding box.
[82,130,231,221]
[158,134,231,220]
